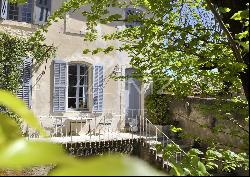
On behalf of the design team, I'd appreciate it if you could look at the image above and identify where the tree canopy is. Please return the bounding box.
[33,0,249,105]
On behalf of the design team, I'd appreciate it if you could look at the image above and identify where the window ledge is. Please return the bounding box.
[0,19,38,31]
[66,110,92,114]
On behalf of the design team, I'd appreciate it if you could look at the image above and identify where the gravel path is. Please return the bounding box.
[0,166,54,176]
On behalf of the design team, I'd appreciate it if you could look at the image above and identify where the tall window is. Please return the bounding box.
[35,0,51,24]
[68,64,89,110]
[8,3,19,21]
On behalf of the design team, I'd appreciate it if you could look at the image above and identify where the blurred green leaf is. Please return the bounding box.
[0,114,22,146]
[0,139,74,169]
[0,90,47,137]
[169,163,184,176]
[50,155,165,176]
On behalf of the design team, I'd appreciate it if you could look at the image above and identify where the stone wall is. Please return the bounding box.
[148,94,249,151]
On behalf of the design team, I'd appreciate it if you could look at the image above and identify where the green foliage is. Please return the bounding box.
[0,90,164,175]
[0,91,47,137]
[205,148,249,173]
[162,144,209,176]
[145,94,173,125]
[231,8,249,52]
[198,97,249,151]
[231,10,249,21]
[170,126,182,134]
[157,143,249,176]
[14,0,247,99]
[155,144,163,154]
[218,7,231,14]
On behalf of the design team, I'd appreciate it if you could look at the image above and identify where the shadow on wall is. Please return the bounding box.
[68,6,125,28]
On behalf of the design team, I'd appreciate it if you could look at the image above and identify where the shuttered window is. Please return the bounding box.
[68,64,89,111]
[93,65,104,112]
[53,62,104,113]
[0,0,8,19]
[53,60,67,112]
[0,0,33,23]
[17,58,32,108]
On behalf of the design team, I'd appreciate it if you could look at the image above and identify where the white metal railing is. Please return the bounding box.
[27,113,129,141]
[140,116,187,170]
[38,115,93,137]
[27,110,187,169]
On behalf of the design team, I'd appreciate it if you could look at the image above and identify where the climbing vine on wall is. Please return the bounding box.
[0,32,55,94]
[0,32,55,122]
[145,94,174,125]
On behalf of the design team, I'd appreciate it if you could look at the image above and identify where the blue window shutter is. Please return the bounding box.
[53,60,67,112]
[17,58,32,109]
[93,65,104,112]
[1,0,8,19]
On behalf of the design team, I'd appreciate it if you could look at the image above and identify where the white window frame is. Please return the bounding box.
[66,63,90,112]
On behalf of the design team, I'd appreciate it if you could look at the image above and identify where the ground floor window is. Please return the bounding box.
[68,64,89,111]
[53,60,104,113]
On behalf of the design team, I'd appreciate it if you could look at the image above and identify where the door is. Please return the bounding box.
[125,68,141,129]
